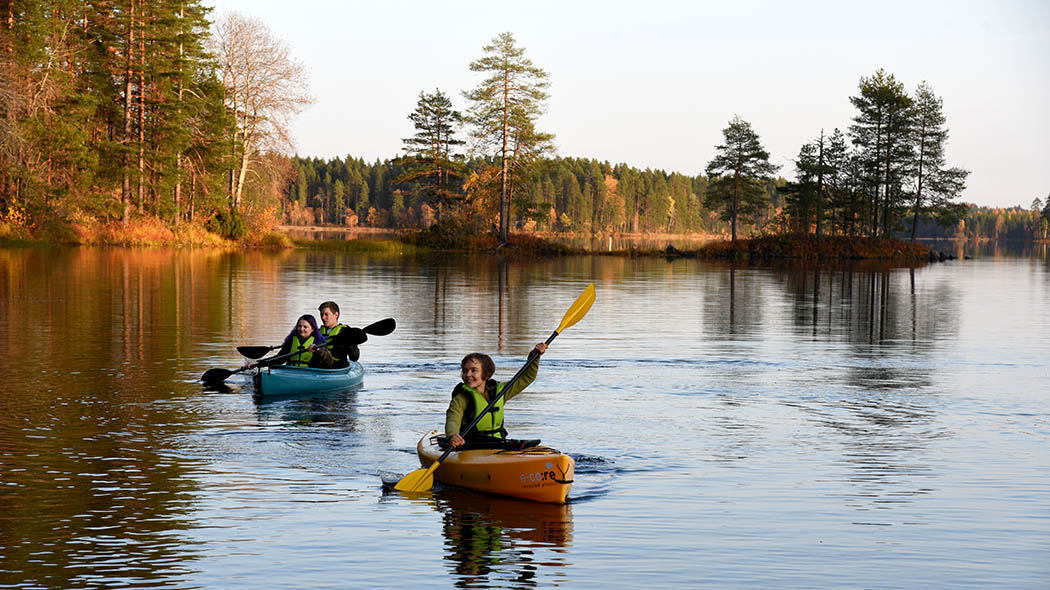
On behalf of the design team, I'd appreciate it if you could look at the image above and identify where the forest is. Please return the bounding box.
[284,154,1049,243]
[2,1,1047,245]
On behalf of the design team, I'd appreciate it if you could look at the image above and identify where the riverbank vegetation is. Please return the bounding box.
[3,4,1047,251]
[694,235,935,262]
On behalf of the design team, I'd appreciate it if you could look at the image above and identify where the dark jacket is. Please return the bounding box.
[322,323,360,365]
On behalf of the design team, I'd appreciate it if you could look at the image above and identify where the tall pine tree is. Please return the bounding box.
[908,81,969,240]
[849,69,914,237]
[705,115,779,241]
[464,32,553,243]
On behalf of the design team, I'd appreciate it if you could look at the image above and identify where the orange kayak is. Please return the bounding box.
[415,430,575,504]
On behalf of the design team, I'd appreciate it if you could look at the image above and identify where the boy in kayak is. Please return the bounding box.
[318,301,360,365]
[445,343,547,448]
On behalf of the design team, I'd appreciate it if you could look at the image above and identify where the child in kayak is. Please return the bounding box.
[445,342,547,448]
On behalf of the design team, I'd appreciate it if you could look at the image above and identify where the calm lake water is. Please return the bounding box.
[1,243,1047,589]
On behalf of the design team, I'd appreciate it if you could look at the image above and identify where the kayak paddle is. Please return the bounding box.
[236,344,280,359]
[202,328,370,385]
[201,365,252,386]
[237,318,396,359]
[394,283,596,493]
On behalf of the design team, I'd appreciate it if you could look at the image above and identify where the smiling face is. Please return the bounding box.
[461,359,487,392]
[296,319,313,340]
[319,307,339,329]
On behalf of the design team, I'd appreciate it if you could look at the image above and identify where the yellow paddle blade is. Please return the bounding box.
[393,461,441,492]
[555,283,596,334]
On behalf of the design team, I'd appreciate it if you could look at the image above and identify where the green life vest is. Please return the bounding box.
[322,323,353,365]
[321,323,345,339]
[288,334,315,367]
[452,379,506,439]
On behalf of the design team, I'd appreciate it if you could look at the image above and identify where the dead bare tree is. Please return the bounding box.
[212,12,312,210]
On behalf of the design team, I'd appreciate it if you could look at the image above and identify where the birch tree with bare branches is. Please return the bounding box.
[212,12,312,210]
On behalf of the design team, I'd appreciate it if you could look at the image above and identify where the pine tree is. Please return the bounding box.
[849,69,915,237]
[464,31,554,243]
[908,81,969,239]
[395,89,465,223]
[704,115,779,241]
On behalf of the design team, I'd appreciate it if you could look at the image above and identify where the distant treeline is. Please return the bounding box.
[285,154,1050,241]
[286,155,734,235]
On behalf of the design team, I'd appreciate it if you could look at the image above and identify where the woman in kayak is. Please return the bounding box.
[445,342,547,448]
[249,314,335,369]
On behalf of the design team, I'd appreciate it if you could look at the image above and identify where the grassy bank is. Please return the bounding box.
[0,210,298,248]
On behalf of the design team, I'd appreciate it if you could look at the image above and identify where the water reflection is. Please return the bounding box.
[921,238,1048,259]
[765,263,954,518]
[3,245,1047,589]
[254,388,362,430]
[434,488,573,588]
[0,387,204,588]
[765,261,961,348]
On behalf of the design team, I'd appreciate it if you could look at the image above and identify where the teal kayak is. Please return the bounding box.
[252,362,364,396]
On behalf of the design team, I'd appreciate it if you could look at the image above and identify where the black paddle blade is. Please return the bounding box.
[237,345,275,359]
[323,327,366,349]
[340,327,368,346]
[362,318,396,337]
[201,367,234,384]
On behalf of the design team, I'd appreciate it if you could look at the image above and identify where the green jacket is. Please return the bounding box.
[444,355,540,438]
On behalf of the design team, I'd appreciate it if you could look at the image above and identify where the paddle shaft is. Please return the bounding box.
[432,330,561,466]
[257,332,361,366]
[239,318,393,359]
[202,346,308,384]
[203,336,356,384]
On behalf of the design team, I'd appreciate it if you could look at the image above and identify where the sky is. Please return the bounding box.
[204,0,1049,209]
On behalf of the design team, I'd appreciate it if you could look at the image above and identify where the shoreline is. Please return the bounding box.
[0,220,1001,262]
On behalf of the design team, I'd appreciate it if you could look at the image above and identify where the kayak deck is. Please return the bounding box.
[415,430,575,504]
[253,361,364,396]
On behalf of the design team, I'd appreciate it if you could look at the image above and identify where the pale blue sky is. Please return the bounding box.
[205,0,1049,209]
